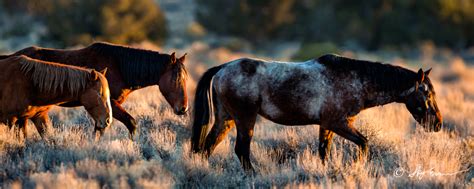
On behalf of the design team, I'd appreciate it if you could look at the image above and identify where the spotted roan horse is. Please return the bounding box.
[191,54,442,172]
[0,42,188,139]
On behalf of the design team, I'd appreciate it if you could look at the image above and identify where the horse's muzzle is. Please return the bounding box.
[423,121,442,132]
[433,122,442,132]
[94,126,106,141]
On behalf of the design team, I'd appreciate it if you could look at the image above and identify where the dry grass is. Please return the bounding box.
[0,47,473,188]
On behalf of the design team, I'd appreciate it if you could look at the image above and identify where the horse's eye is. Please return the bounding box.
[417,107,423,112]
[419,84,428,92]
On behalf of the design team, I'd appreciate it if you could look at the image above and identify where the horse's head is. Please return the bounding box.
[403,68,442,132]
[159,52,189,115]
[80,69,113,135]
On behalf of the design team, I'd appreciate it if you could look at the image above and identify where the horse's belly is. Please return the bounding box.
[259,112,320,125]
[259,98,321,125]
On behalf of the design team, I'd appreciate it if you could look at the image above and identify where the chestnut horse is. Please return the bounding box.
[0,42,188,139]
[0,55,112,139]
[191,54,442,172]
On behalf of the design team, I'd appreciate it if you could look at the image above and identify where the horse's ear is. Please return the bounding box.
[178,53,187,63]
[90,70,100,81]
[424,68,432,76]
[417,68,425,82]
[99,68,107,76]
[170,52,176,63]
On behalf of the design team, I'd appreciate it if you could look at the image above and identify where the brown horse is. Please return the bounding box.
[191,54,442,172]
[0,55,112,139]
[0,42,188,139]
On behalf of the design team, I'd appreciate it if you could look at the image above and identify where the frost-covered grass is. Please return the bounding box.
[0,50,473,188]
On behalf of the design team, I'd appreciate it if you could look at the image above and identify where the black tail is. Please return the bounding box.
[191,64,226,153]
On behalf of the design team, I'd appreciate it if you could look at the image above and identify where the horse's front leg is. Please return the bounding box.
[111,100,137,140]
[31,111,52,139]
[325,118,368,161]
[318,128,335,164]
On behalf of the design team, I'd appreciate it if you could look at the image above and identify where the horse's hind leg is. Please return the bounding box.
[203,104,235,157]
[234,114,257,173]
[318,128,335,164]
[328,119,368,160]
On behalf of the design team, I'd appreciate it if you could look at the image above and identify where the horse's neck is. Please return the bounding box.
[125,71,163,89]
[362,85,405,108]
[31,91,78,106]
[119,62,167,89]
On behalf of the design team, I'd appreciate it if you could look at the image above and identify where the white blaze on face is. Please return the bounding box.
[101,78,113,124]
[106,88,113,122]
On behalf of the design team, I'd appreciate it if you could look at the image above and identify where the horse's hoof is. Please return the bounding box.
[128,127,138,141]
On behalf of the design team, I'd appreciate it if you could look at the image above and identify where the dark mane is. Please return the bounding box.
[318,54,417,93]
[88,42,172,87]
